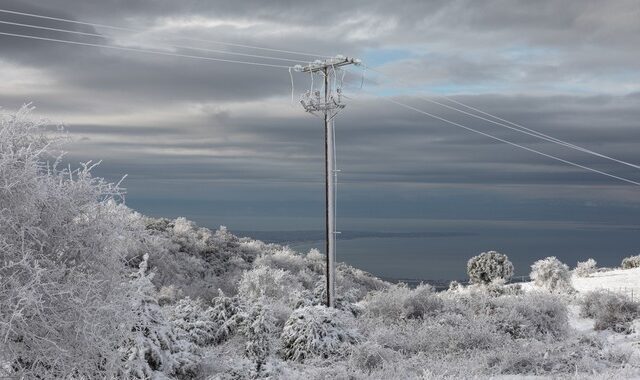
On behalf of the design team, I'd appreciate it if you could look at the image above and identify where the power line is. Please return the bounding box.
[0,19,309,64]
[0,8,331,59]
[441,95,640,170]
[0,31,291,69]
[377,96,640,186]
[363,66,640,171]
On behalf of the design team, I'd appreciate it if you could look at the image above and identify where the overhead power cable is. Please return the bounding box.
[441,95,640,170]
[0,19,309,64]
[378,96,640,186]
[0,31,291,69]
[363,66,640,171]
[0,8,331,59]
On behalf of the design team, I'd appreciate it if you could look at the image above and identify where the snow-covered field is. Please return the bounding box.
[573,267,640,298]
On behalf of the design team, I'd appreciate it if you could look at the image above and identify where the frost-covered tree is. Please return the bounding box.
[210,290,243,344]
[0,106,141,378]
[120,254,200,379]
[530,256,573,293]
[467,251,514,284]
[169,297,217,346]
[575,258,598,277]
[621,255,640,269]
[241,299,277,373]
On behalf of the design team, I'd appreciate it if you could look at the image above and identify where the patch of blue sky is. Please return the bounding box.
[501,45,556,61]
[364,81,512,97]
[361,48,416,67]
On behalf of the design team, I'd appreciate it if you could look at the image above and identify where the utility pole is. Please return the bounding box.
[295,56,360,307]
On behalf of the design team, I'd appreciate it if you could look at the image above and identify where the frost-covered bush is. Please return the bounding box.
[238,266,304,304]
[448,280,465,292]
[490,292,568,339]
[158,285,182,305]
[280,305,359,362]
[580,290,639,333]
[530,256,574,293]
[254,247,308,274]
[348,342,398,374]
[621,255,640,269]
[336,263,389,303]
[467,251,514,284]
[363,283,444,321]
[575,258,598,277]
[401,284,444,319]
[169,297,218,346]
[238,266,306,325]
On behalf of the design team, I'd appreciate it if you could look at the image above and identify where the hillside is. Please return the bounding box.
[3,107,640,379]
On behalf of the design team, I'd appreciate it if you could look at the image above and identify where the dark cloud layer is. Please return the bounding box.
[1,0,640,234]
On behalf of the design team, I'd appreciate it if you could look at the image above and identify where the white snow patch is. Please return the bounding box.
[522,267,640,300]
[572,267,640,299]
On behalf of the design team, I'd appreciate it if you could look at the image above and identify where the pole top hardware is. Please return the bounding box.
[295,56,360,115]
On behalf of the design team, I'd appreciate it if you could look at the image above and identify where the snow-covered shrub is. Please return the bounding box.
[575,258,598,277]
[254,247,307,274]
[121,254,200,379]
[255,248,320,291]
[490,292,568,339]
[362,285,412,320]
[580,290,639,333]
[280,305,359,362]
[467,251,514,284]
[368,311,502,355]
[305,248,326,274]
[489,334,633,377]
[362,284,444,321]
[238,266,306,325]
[467,278,524,297]
[336,263,388,303]
[348,341,398,374]
[158,285,182,305]
[448,280,463,292]
[621,255,640,269]
[169,297,217,346]
[530,256,574,293]
[238,266,303,303]
[401,284,444,319]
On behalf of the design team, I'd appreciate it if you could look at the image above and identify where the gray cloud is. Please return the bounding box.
[1,0,640,230]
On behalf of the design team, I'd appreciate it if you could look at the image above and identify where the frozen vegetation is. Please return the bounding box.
[2,106,640,379]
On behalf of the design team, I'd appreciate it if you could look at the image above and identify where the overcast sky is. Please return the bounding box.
[1,1,640,271]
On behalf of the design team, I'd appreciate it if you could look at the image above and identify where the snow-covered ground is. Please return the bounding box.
[572,267,640,300]
[521,267,640,300]
[523,266,640,367]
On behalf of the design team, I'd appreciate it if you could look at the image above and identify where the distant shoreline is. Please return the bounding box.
[236,229,475,244]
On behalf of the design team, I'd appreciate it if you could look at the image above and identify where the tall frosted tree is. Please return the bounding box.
[0,106,138,378]
[121,253,200,379]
